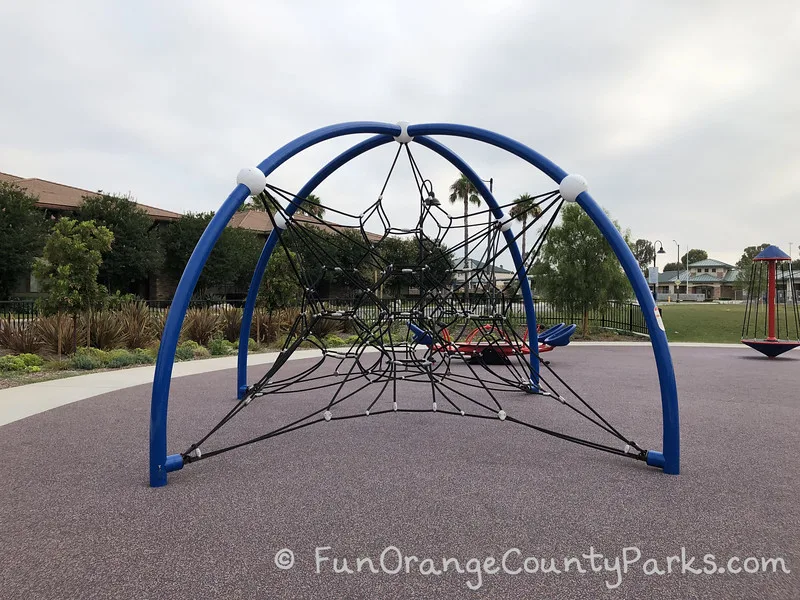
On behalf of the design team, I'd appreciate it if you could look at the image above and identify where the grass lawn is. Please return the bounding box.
[659,302,746,343]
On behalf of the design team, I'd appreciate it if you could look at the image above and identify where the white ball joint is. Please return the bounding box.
[496,213,514,232]
[273,211,288,230]
[236,167,266,196]
[394,121,413,144]
[498,410,507,421]
[559,174,588,203]
[324,410,332,422]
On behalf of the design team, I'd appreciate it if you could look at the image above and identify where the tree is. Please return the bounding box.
[662,262,683,273]
[680,249,708,266]
[160,213,265,293]
[630,239,656,272]
[735,243,770,290]
[448,175,481,302]
[78,193,163,294]
[298,193,325,219]
[33,219,113,353]
[509,193,543,260]
[0,182,49,299]
[530,204,631,336]
[257,246,303,310]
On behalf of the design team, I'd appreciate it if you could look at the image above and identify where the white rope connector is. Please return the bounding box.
[393,401,398,411]
[432,402,438,412]
[498,410,507,421]
[394,121,413,144]
[273,212,288,230]
[497,213,514,232]
[365,410,370,416]
[236,167,266,196]
[559,173,588,202]
[324,410,332,422]
[189,447,202,459]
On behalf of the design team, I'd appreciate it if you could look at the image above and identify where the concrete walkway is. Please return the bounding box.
[0,349,322,427]
[0,342,744,427]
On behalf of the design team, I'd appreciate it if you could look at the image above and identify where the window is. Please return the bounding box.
[711,268,716,273]
[704,268,710,273]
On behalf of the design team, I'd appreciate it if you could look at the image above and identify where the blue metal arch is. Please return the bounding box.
[150,123,401,487]
[150,121,680,487]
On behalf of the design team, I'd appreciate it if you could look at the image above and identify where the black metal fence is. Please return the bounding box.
[1,298,650,336]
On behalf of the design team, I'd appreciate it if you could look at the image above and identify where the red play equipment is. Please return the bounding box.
[412,321,577,359]
[741,245,800,358]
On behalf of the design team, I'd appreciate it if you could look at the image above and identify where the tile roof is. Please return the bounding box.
[689,258,734,268]
[1,172,181,221]
[228,209,384,242]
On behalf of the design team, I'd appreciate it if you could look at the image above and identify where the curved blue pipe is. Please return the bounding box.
[152,121,680,486]
[150,122,401,487]
[237,134,395,397]
[407,123,679,474]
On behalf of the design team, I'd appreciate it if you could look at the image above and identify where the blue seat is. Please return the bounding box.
[543,324,577,347]
[537,323,566,343]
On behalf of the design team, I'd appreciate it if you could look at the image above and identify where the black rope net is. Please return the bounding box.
[181,146,649,467]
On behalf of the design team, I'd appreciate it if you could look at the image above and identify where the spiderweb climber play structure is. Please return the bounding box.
[149,122,680,487]
[741,244,800,357]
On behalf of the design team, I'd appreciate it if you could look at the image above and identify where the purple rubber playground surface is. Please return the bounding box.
[1,345,798,599]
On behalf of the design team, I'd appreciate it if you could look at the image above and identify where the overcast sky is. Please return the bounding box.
[1,1,798,268]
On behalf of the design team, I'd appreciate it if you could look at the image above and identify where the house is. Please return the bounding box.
[0,172,180,222]
[450,258,517,294]
[655,259,742,301]
[2,172,182,299]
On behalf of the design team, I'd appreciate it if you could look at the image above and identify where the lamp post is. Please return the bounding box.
[652,240,666,301]
[480,177,495,299]
[673,240,680,301]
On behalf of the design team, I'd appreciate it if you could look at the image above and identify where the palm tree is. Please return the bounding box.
[449,174,481,302]
[509,193,542,260]
[298,193,325,219]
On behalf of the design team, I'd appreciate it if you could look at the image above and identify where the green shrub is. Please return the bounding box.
[323,335,345,347]
[248,337,258,352]
[17,353,44,367]
[104,349,138,368]
[69,353,103,370]
[193,346,211,359]
[208,338,235,356]
[44,360,72,371]
[133,347,157,362]
[0,355,26,372]
[175,342,195,361]
[344,335,361,346]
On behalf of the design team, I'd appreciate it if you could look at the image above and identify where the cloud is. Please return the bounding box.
[1,0,798,266]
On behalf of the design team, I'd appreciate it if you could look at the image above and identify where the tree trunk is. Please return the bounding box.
[463,197,470,305]
[521,214,528,262]
[72,313,78,353]
[582,309,589,338]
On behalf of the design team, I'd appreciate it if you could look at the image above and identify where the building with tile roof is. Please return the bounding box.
[0,172,181,222]
[655,259,744,300]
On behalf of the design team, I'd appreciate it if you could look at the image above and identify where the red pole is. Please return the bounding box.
[767,259,777,340]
